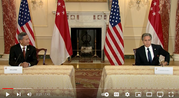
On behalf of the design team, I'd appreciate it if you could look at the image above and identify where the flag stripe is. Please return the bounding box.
[116,24,124,46]
[146,0,164,47]
[23,22,35,46]
[147,21,163,46]
[106,33,123,65]
[50,0,73,65]
[104,45,115,65]
[26,21,35,39]
[54,8,72,56]
[111,25,124,50]
[106,35,121,65]
[15,33,19,44]
[51,25,70,64]
[108,25,124,61]
[20,25,33,46]
[16,27,21,44]
[104,40,116,65]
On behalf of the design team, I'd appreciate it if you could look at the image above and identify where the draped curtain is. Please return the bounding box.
[174,0,179,53]
[160,0,171,51]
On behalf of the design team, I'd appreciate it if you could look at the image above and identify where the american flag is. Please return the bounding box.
[16,0,35,46]
[104,0,124,65]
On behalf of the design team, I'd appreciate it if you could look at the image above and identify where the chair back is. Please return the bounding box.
[36,48,47,65]
[133,48,137,66]
[133,48,137,59]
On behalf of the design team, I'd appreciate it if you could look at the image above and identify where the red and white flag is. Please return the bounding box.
[146,0,164,47]
[104,0,124,65]
[16,0,35,46]
[50,0,73,65]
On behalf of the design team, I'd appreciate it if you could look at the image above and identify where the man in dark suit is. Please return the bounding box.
[135,33,170,66]
[9,32,37,67]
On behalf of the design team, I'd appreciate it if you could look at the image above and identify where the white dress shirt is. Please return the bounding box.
[19,44,31,66]
[20,44,27,52]
[145,45,154,62]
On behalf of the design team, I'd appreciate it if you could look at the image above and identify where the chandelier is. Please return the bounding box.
[31,0,43,9]
[129,0,149,10]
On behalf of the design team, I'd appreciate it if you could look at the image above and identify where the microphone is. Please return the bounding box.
[15,53,21,64]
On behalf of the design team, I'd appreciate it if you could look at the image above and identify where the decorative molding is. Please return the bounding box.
[0,54,9,60]
[0,35,176,40]
[0,36,3,39]
[70,25,105,28]
[124,0,150,28]
[35,36,52,40]
[124,25,147,28]
[32,25,48,27]
[173,54,179,61]
[123,36,141,40]
[169,36,175,40]
[67,11,110,22]
[29,0,48,27]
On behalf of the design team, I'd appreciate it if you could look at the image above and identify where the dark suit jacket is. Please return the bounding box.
[135,44,170,65]
[9,44,38,66]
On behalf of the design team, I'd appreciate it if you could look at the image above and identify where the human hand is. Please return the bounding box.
[20,62,29,68]
[160,61,168,66]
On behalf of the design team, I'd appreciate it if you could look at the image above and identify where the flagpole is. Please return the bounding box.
[75,29,81,58]
[92,29,99,59]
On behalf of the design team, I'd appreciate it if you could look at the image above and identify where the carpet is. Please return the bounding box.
[75,69,102,98]
[72,57,93,63]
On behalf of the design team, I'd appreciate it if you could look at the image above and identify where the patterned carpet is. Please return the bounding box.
[75,69,102,98]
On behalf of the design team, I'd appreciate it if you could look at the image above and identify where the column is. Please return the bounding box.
[1,0,17,60]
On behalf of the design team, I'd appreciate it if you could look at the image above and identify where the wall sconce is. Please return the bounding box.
[129,0,149,10]
[31,0,43,9]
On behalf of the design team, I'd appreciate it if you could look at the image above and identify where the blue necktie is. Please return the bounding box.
[147,48,152,63]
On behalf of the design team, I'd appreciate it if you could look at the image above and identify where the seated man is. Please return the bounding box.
[9,32,37,67]
[135,33,170,66]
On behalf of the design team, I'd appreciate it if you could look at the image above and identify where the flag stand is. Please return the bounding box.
[92,39,99,59]
[75,38,81,58]
[92,30,99,59]
[75,30,81,58]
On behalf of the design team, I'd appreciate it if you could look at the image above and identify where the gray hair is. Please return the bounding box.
[141,33,152,40]
[18,32,27,41]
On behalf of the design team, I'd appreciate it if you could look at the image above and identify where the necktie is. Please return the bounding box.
[147,48,152,63]
[23,46,26,59]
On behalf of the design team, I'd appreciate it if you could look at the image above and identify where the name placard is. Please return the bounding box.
[154,67,173,75]
[4,66,23,74]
